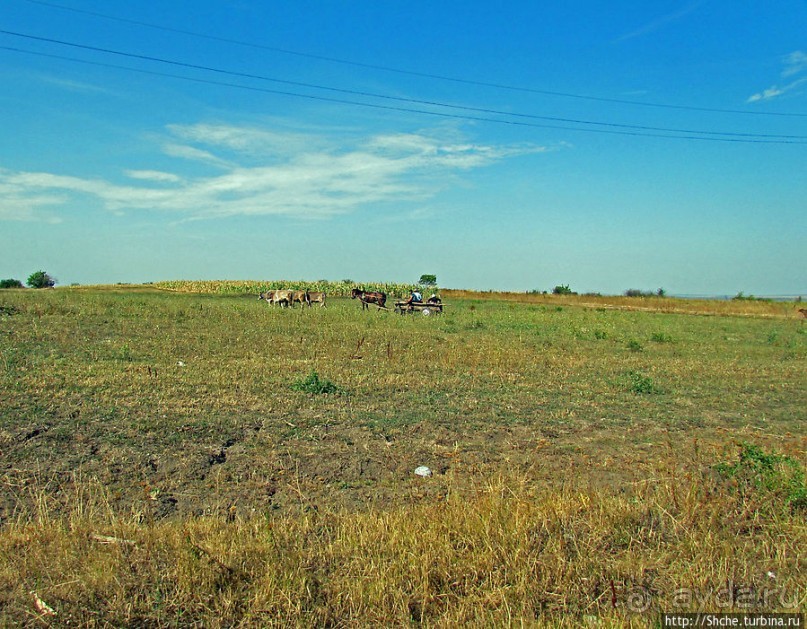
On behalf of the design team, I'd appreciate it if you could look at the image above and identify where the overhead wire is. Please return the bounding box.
[4,44,805,145]
[2,30,806,144]
[16,0,807,119]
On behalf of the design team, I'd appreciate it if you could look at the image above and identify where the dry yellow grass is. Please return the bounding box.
[442,289,801,319]
[1,443,804,626]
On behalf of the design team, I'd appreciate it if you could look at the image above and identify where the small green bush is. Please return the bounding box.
[732,292,770,302]
[624,288,667,297]
[650,332,674,343]
[626,371,660,394]
[627,339,644,352]
[716,443,806,512]
[292,371,341,395]
[0,278,23,289]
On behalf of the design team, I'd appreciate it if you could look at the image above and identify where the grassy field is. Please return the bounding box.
[0,285,804,626]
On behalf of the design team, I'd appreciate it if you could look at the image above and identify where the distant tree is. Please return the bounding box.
[27,270,56,289]
[732,292,769,302]
[419,274,437,287]
[552,284,576,295]
[0,278,24,289]
[624,288,666,298]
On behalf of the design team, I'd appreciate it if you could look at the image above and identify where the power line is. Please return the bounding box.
[2,30,806,143]
[4,44,806,145]
[17,0,807,119]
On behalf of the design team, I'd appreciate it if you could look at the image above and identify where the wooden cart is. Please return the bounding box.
[393,300,445,315]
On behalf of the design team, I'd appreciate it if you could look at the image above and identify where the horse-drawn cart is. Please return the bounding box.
[394,300,445,316]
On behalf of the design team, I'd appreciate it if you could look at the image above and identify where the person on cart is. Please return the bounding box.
[403,290,423,310]
[427,293,441,304]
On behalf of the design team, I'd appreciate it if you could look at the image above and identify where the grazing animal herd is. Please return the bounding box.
[257,287,390,310]
[258,289,327,308]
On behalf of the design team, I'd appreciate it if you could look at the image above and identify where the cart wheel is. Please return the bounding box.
[421,307,432,316]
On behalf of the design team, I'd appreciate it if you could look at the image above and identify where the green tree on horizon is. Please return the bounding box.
[27,270,56,289]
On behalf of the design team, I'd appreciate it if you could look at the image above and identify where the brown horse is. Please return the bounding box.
[351,288,387,310]
[798,308,807,319]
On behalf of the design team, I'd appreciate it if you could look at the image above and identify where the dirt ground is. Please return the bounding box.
[1,394,728,526]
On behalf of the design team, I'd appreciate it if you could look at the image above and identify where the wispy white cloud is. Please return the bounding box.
[36,74,110,94]
[125,170,182,183]
[166,123,323,156]
[782,50,807,77]
[0,174,65,223]
[747,86,785,103]
[747,50,807,103]
[0,123,552,222]
[162,142,230,167]
[614,1,702,43]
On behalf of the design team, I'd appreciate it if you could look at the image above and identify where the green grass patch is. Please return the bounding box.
[626,370,663,395]
[716,443,807,512]
[292,370,343,395]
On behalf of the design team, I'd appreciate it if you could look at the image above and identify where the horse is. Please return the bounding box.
[351,288,387,310]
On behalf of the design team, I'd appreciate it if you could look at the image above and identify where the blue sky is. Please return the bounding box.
[1,1,805,295]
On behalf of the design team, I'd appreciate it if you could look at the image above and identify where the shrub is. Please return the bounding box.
[627,339,644,352]
[0,278,23,289]
[27,270,56,289]
[732,292,770,302]
[552,284,576,295]
[626,370,660,394]
[292,371,342,395]
[650,332,674,343]
[624,288,665,298]
[716,443,806,512]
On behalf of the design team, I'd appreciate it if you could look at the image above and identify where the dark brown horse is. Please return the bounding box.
[351,288,387,310]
